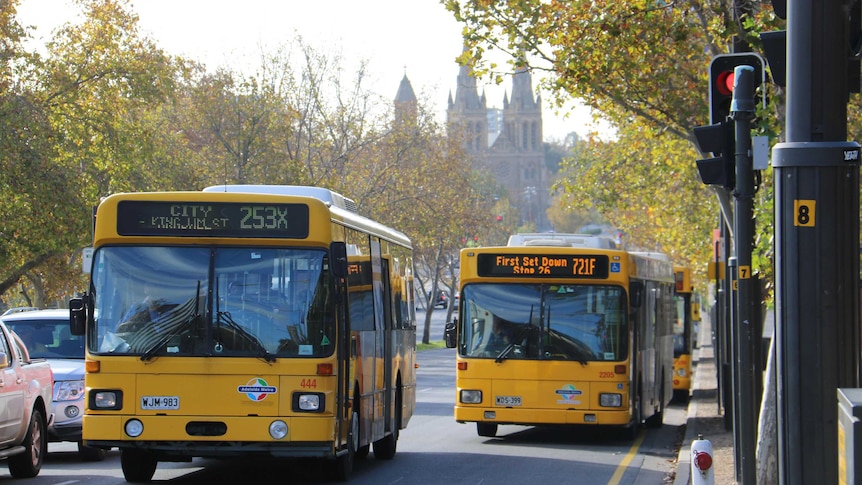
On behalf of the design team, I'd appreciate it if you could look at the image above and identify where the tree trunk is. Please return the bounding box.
[756,335,778,484]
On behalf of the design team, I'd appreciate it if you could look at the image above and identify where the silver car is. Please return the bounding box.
[0,309,105,460]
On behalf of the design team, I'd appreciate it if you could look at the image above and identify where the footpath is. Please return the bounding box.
[673,323,737,484]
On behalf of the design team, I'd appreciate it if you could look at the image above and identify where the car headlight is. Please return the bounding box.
[55,380,85,402]
[599,393,622,407]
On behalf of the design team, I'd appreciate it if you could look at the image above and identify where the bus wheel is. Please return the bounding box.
[78,441,107,461]
[625,388,642,440]
[477,422,498,437]
[646,381,665,429]
[373,390,400,460]
[121,449,157,483]
[672,389,690,404]
[333,411,358,482]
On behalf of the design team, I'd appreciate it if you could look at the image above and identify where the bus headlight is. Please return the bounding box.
[460,390,482,404]
[124,419,144,438]
[90,390,122,410]
[676,368,688,377]
[269,420,288,439]
[293,393,324,412]
[599,393,622,407]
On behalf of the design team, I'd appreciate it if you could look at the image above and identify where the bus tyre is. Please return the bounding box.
[121,449,158,483]
[373,390,400,460]
[625,390,641,440]
[78,441,107,461]
[8,407,46,478]
[476,422,497,437]
[646,381,665,429]
[334,411,358,482]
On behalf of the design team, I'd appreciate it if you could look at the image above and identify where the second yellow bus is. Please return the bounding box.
[445,233,675,439]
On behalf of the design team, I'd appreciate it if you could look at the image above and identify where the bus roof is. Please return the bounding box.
[201,185,411,248]
[203,185,358,213]
[507,233,619,249]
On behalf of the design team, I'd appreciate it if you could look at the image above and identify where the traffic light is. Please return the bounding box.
[709,53,765,124]
[694,121,735,190]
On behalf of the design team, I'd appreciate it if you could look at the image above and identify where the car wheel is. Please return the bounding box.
[8,407,46,478]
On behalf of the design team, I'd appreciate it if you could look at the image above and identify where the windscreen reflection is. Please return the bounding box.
[459,283,627,362]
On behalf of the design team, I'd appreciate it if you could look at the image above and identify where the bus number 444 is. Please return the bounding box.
[300,379,317,389]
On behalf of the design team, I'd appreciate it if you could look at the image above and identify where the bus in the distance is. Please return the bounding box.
[672,266,694,402]
[445,233,675,439]
[69,185,416,482]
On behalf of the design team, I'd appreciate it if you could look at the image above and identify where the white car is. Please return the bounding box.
[0,309,105,461]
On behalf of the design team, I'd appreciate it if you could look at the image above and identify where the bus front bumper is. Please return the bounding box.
[454,405,632,426]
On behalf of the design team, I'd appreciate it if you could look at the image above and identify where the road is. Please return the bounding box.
[22,341,685,484]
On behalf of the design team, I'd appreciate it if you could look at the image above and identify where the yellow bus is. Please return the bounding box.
[444,233,675,439]
[672,266,694,402]
[69,185,416,482]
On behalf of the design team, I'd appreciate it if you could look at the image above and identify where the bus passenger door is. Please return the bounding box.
[643,283,658,414]
[369,241,387,439]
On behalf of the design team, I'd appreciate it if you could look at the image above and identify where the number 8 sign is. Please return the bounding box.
[794,199,816,227]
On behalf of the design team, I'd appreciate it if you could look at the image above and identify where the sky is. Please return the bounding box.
[16,0,609,141]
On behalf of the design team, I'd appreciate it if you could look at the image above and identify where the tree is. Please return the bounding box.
[345,100,489,344]
[0,0,183,307]
[443,0,783,269]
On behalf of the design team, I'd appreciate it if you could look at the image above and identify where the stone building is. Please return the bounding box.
[446,62,550,230]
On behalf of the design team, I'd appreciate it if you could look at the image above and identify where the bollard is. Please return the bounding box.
[691,433,714,485]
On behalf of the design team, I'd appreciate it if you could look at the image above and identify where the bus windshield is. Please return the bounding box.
[459,283,627,362]
[90,246,335,359]
[673,295,687,356]
[459,283,628,363]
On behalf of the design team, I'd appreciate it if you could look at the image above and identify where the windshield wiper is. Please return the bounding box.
[216,311,275,363]
[140,313,196,362]
[141,281,202,362]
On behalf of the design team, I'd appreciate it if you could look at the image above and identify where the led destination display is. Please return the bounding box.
[477,253,610,279]
[116,200,310,238]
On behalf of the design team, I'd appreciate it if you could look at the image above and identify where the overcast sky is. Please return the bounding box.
[17,0,608,141]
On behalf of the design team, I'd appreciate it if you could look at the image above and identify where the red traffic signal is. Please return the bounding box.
[715,70,734,96]
[709,53,765,124]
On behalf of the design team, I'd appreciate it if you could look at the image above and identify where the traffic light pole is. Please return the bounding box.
[730,66,757,484]
[771,0,860,483]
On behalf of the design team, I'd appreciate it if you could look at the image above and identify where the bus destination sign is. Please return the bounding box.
[116,201,310,238]
[477,253,610,279]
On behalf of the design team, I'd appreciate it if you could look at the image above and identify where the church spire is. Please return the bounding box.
[394,72,417,123]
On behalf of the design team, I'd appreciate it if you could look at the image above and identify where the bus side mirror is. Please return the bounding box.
[444,321,457,348]
[630,282,644,309]
[69,294,88,336]
[330,242,348,278]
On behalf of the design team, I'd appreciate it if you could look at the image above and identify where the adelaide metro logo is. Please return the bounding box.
[238,377,277,401]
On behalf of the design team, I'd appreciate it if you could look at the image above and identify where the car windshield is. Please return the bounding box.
[3,317,84,359]
[89,246,335,359]
[458,283,628,362]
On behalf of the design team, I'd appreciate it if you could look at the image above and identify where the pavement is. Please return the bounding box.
[674,317,736,485]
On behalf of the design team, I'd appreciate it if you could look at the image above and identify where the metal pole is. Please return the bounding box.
[730,65,757,484]
[773,0,860,483]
